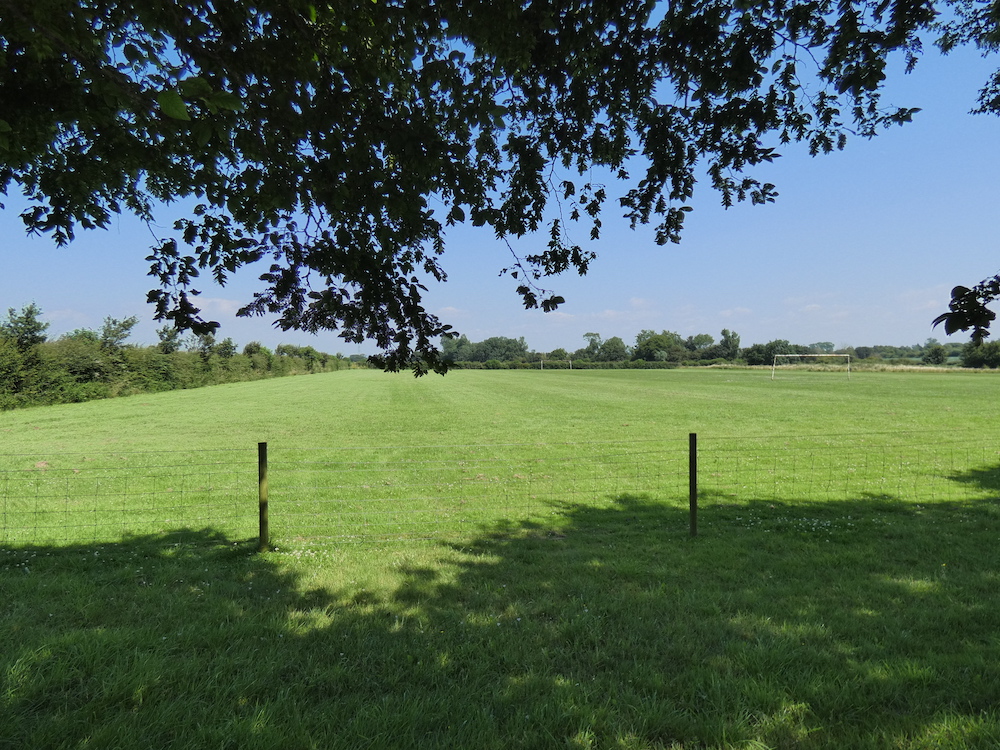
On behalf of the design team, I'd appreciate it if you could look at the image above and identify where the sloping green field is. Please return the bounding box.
[3,369,1000,749]
[1,366,997,450]
[2,368,998,544]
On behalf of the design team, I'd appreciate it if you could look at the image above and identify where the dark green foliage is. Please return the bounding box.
[215,337,238,359]
[810,341,835,354]
[44,336,110,383]
[120,347,180,392]
[854,346,877,360]
[475,337,529,363]
[243,341,274,371]
[935,283,1000,345]
[715,329,742,361]
[440,334,472,363]
[442,335,528,364]
[961,341,1000,368]
[99,316,139,351]
[0,304,346,410]
[450,330,752,368]
[0,338,27,397]
[446,331,964,371]
[922,344,948,365]
[575,332,603,361]
[0,303,49,351]
[156,325,183,354]
[741,339,810,366]
[4,0,984,372]
[597,336,629,362]
[632,330,686,362]
[685,333,714,352]
[570,332,630,362]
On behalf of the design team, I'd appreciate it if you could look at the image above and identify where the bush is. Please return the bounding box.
[922,345,948,365]
[962,341,1000,368]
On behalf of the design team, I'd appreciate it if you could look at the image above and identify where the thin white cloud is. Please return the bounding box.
[893,285,953,313]
[46,308,91,325]
[435,305,467,319]
[543,310,576,321]
[595,308,632,321]
[628,297,657,310]
[718,307,752,318]
[198,297,243,316]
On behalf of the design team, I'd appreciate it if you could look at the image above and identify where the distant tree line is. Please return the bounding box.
[0,303,351,410]
[442,329,973,369]
[442,329,744,368]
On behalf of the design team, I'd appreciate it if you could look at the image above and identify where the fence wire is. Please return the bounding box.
[699,432,1000,506]
[0,449,257,545]
[1,432,998,546]
[268,440,689,542]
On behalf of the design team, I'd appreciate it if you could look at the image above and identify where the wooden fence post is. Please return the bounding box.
[258,441,269,551]
[689,433,698,538]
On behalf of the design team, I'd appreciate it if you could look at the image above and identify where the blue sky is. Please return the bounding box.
[1,45,997,356]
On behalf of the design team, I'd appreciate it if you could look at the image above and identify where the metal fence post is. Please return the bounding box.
[258,441,269,551]
[689,433,698,538]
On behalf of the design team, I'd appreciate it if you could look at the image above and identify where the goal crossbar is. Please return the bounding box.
[771,353,851,380]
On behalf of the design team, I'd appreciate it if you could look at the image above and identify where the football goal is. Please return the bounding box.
[771,353,851,379]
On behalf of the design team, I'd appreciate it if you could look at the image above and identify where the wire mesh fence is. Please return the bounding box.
[267,440,690,542]
[698,431,1000,506]
[1,432,998,547]
[0,449,257,545]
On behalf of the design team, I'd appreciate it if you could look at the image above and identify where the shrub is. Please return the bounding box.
[962,341,1000,368]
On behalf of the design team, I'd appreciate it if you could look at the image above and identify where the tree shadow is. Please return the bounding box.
[1,529,337,748]
[4,496,1000,748]
[948,461,1000,496]
[400,494,1000,747]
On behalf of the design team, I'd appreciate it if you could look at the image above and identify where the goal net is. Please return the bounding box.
[771,353,851,379]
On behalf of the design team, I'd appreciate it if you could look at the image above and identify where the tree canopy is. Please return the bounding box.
[0,303,48,352]
[2,0,998,372]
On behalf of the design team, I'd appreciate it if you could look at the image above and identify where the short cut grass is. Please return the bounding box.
[3,368,1000,749]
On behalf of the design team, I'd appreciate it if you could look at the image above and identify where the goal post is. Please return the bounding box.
[771,353,851,380]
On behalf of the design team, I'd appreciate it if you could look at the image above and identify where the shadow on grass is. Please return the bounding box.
[949,461,1000,496]
[4,496,1000,749]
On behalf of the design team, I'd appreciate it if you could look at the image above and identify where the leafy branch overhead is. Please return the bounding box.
[1,1,996,372]
[933,282,999,344]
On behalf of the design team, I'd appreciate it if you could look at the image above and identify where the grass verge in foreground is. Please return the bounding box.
[3,490,1000,749]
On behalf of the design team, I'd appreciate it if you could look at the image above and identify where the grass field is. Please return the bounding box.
[3,368,1000,748]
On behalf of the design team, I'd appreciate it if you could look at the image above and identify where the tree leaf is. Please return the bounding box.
[123,43,144,64]
[157,91,190,121]
[194,121,213,147]
[210,91,244,112]
[178,76,213,98]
